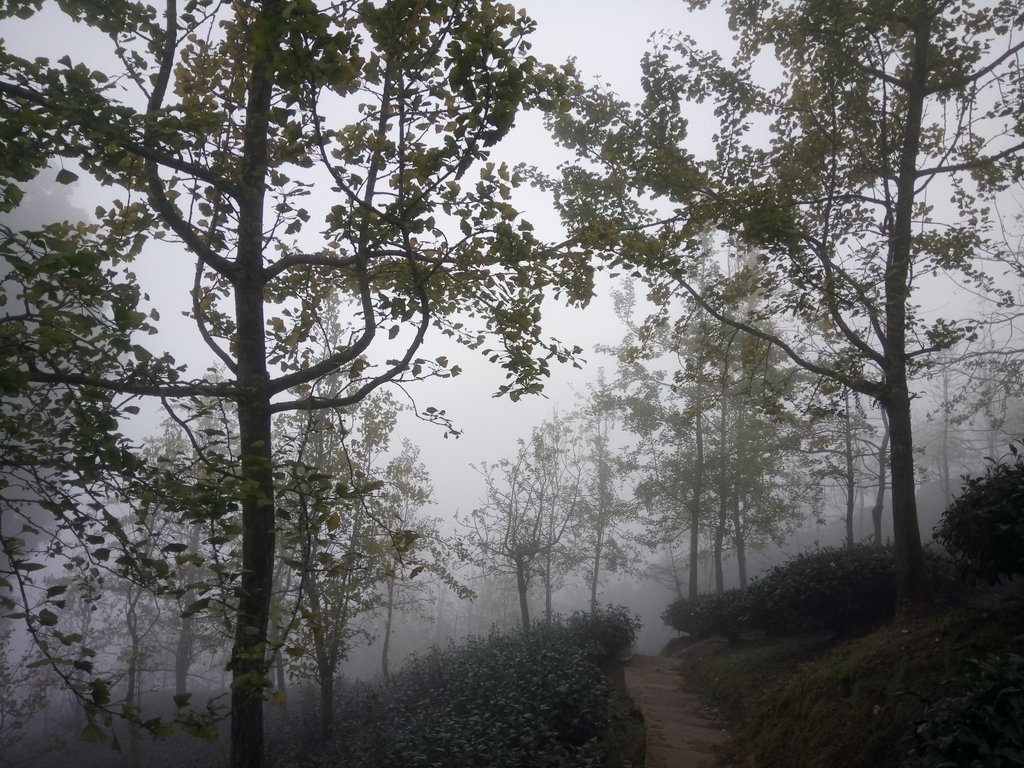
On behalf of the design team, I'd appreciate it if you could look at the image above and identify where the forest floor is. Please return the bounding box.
[657,584,1024,768]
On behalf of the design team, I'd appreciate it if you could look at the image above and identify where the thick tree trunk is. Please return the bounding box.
[231,394,276,768]
[230,6,278,755]
[882,11,934,611]
[884,392,933,607]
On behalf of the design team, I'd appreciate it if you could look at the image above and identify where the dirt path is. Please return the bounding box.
[623,654,731,768]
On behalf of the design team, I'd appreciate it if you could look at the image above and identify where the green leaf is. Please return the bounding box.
[55,168,79,185]
[81,722,107,744]
[181,598,210,618]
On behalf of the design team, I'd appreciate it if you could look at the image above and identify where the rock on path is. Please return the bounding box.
[623,654,731,768]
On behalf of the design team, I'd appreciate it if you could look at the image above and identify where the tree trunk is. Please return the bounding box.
[381,576,395,680]
[871,410,889,546]
[844,391,856,548]
[713,517,725,594]
[666,545,685,601]
[688,412,703,601]
[175,524,201,697]
[125,592,141,713]
[544,548,554,622]
[731,399,748,587]
[229,3,280,766]
[881,11,934,611]
[318,663,334,745]
[589,528,604,614]
[714,391,729,594]
[515,559,530,630]
[732,494,747,589]
[174,611,194,697]
[938,369,952,500]
[125,588,143,768]
[230,256,276,768]
[884,392,933,607]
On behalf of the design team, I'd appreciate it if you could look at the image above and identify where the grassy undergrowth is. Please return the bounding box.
[599,660,646,768]
[673,587,1024,768]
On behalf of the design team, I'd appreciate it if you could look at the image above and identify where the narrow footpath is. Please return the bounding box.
[623,654,731,768]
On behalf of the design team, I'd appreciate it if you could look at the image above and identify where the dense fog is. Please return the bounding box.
[2,0,1023,767]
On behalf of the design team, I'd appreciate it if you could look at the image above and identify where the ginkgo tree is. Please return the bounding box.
[548,0,1024,609]
[0,2,587,767]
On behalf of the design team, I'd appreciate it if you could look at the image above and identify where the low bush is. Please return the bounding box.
[662,589,751,643]
[565,604,643,658]
[302,608,641,768]
[660,547,958,642]
[915,650,1024,767]
[935,441,1024,584]
[748,545,898,635]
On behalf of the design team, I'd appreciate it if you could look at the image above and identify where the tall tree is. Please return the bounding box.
[802,385,887,547]
[607,281,713,601]
[611,253,803,593]
[565,373,638,613]
[549,0,1024,608]
[530,414,585,620]
[463,417,579,629]
[377,439,468,680]
[0,3,585,766]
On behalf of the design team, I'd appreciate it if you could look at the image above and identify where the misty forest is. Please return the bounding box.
[2,1,1024,767]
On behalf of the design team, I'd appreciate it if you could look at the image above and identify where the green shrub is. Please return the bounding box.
[747,545,899,635]
[915,650,1024,767]
[660,547,959,642]
[565,604,642,658]
[308,613,633,768]
[935,442,1024,585]
[746,545,960,636]
[662,589,751,642]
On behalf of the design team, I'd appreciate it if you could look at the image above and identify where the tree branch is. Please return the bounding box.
[915,139,1024,180]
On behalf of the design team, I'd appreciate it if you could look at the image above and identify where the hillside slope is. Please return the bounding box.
[669,588,1024,768]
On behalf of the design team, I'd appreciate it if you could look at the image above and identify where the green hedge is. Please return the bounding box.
[661,589,751,642]
[279,606,642,768]
[749,545,899,635]
[662,545,958,639]
[935,442,1024,585]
